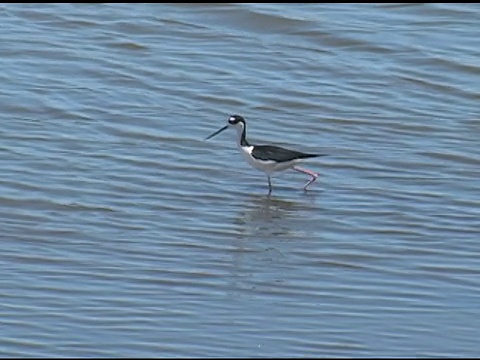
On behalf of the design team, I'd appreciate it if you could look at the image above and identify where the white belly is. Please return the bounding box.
[239,145,297,175]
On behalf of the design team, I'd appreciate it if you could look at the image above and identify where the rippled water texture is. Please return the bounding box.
[1,3,479,357]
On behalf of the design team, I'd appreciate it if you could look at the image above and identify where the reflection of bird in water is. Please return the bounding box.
[227,194,318,297]
[234,194,315,238]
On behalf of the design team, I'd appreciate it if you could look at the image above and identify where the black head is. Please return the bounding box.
[228,115,245,125]
[205,114,246,141]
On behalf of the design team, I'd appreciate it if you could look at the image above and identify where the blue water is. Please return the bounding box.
[1,3,479,357]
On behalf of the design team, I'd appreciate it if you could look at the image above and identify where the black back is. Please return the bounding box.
[251,145,322,163]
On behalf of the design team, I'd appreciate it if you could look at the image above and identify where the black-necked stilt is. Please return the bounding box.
[205,115,325,194]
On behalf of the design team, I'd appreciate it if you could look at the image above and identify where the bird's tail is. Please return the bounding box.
[300,153,327,159]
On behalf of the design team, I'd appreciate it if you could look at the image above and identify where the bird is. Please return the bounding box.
[205,114,325,194]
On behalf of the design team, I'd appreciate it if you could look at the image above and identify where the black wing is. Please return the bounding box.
[251,145,321,163]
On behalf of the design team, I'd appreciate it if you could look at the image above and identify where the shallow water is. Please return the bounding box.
[1,3,479,357]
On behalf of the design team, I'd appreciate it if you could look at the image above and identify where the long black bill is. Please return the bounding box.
[205,125,228,140]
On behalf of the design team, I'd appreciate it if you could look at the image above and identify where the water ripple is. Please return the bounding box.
[1,2,480,358]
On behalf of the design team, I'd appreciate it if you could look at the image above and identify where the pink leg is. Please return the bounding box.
[292,166,319,191]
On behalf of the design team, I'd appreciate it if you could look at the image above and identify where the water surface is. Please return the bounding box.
[1,3,479,358]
